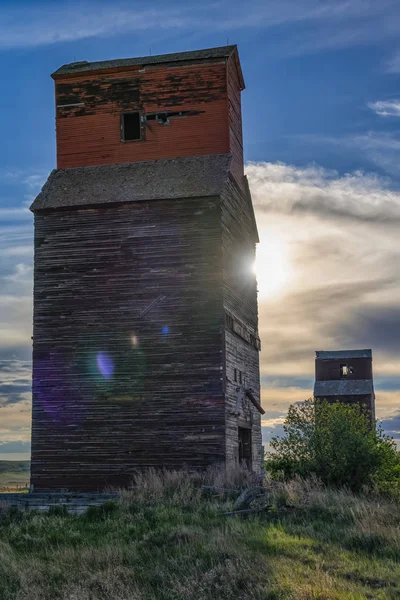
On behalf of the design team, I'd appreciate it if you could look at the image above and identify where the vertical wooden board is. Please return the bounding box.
[224,330,261,473]
[226,54,244,188]
[220,178,261,474]
[221,178,258,328]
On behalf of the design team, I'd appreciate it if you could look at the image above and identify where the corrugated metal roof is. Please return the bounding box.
[314,379,374,397]
[52,45,237,77]
[315,349,372,359]
[30,154,232,211]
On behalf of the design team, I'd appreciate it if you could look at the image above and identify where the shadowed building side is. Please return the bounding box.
[30,45,262,492]
[314,349,375,421]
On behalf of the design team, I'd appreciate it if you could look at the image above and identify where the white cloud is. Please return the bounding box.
[368,100,400,117]
[246,161,400,222]
[1,160,400,448]
[0,5,190,49]
[4,263,32,284]
[246,161,400,438]
[0,221,33,355]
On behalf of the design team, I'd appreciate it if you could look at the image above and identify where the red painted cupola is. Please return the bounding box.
[52,45,245,184]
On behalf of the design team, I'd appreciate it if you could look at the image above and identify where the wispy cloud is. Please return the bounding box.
[4,263,32,285]
[386,50,400,73]
[246,161,400,446]
[247,161,400,222]
[291,131,400,179]
[0,1,398,52]
[0,208,31,221]
[0,358,31,408]
[2,161,400,449]
[0,4,190,49]
[0,359,31,450]
[368,100,400,117]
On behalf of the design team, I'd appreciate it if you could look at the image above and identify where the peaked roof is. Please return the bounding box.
[30,154,232,211]
[52,45,241,80]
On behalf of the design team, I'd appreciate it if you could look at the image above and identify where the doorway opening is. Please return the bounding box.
[238,427,252,469]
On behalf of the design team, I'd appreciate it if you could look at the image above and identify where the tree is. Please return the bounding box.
[266,398,400,492]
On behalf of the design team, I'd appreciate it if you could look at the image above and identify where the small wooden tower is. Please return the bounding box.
[314,349,375,420]
[30,46,262,491]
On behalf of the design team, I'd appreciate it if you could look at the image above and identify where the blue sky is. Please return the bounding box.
[1,0,400,458]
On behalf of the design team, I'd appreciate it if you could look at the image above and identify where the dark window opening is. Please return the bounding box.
[238,427,252,469]
[145,109,204,126]
[234,368,245,385]
[340,364,354,377]
[226,313,234,330]
[122,112,141,141]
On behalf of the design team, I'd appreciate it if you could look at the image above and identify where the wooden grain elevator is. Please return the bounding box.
[29,46,262,491]
[314,349,375,420]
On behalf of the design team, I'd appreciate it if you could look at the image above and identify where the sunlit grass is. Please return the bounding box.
[0,471,399,599]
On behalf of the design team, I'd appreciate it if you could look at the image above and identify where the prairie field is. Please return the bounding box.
[0,470,399,600]
[0,462,30,493]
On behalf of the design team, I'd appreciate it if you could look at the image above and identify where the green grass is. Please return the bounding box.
[0,462,30,492]
[0,471,399,600]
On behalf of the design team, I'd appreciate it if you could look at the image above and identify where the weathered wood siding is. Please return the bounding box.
[31,197,225,491]
[224,329,261,473]
[227,55,244,188]
[55,62,230,169]
[316,358,373,381]
[221,178,258,327]
[315,356,375,419]
[221,177,261,473]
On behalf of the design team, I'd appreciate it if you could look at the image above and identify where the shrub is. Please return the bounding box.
[266,398,400,492]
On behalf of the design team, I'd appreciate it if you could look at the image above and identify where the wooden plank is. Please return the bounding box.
[31,197,226,491]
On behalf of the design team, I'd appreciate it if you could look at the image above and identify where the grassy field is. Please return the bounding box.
[0,470,399,600]
[0,461,30,492]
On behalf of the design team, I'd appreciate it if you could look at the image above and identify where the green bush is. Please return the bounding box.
[266,398,400,492]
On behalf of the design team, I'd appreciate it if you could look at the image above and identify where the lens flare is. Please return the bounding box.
[131,334,139,347]
[162,326,169,335]
[96,352,114,379]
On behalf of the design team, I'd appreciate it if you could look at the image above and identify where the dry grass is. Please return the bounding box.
[0,469,399,599]
[259,477,400,599]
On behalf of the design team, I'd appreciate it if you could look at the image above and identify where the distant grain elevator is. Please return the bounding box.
[314,350,375,420]
[30,46,262,491]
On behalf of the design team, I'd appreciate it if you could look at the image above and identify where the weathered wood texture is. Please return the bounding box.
[221,177,261,474]
[31,46,261,491]
[314,354,375,421]
[316,358,373,381]
[0,492,118,514]
[54,57,243,175]
[227,54,244,186]
[31,197,225,491]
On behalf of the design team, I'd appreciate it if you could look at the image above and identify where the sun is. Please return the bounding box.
[253,233,291,299]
